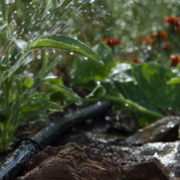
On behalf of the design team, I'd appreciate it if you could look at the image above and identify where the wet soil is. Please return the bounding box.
[0,103,178,179]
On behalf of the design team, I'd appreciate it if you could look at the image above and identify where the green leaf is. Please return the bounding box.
[15,78,23,94]
[0,0,7,22]
[21,93,63,112]
[111,63,180,111]
[39,50,49,78]
[44,84,81,102]
[70,42,116,86]
[167,77,180,84]
[43,101,63,112]
[31,77,42,89]
[44,72,57,80]
[18,110,46,122]
[44,78,63,85]
[24,78,34,88]
[45,56,62,77]
[26,35,101,63]
[12,93,20,120]
[0,23,7,33]
[9,39,30,75]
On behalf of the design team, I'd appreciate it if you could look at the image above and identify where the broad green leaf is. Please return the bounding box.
[44,83,81,102]
[24,78,34,88]
[26,35,101,63]
[70,42,116,86]
[111,63,180,111]
[167,77,180,84]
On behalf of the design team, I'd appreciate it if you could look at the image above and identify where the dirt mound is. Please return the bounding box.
[16,143,124,180]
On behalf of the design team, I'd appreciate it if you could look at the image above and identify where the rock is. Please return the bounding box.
[16,142,124,180]
[134,141,180,179]
[124,158,170,180]
[126,116,180,145]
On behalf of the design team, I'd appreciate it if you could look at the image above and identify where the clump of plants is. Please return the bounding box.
[0,0,101,153]
[70,14,180,126]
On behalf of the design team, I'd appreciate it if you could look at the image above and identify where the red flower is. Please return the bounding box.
[169,54,180,67]
[164,15,177,26]
[102,37,123,47]
[162,42,173,51]
[131,57,142,64]
[138,36,153,46]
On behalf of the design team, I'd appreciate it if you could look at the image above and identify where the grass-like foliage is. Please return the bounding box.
[0,0,101,153]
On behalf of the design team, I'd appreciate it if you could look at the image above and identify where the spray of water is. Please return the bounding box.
[0,0,87,84]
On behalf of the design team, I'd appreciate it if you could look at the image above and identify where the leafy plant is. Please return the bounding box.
[71,42,180,125]
[0,1,101,153]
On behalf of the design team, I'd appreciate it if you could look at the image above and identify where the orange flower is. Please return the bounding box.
[169,54,180,67]
[138,36,153,46]
[164,15,177,26]
[131,57,142,64]
[102,37,123,47]
[161,30,168,39]
[162,42,173,51]
[151,30,168,40]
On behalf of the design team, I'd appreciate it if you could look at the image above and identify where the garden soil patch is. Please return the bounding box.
[16,143,124,180]
[16,143,170,180]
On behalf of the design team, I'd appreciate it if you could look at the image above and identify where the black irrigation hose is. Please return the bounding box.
[0,101,110,180]
[13,138,42,152]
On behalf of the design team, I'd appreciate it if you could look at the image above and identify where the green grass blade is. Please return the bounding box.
[0,0,7,22]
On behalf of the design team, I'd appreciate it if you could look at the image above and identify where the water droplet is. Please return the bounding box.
[97,102,101,105]
[90,0,95,3]
[37,55,41,59]
[99,60,104,65]
[70,52,74,55]
[97,81,100,85]
[75,102,83,106]
[125,103,129,107]
[84,57,88,60]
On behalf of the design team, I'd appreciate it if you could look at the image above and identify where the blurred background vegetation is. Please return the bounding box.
[1,0,180,78]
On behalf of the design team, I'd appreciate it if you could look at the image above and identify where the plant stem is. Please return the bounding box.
[82,95,164,119]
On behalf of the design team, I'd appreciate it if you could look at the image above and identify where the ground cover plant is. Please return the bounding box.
[0,0,102,153]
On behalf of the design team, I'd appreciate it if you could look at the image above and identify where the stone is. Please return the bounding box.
[126,116,180,145]
[134,141,180,179]
[124,158,170,180]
